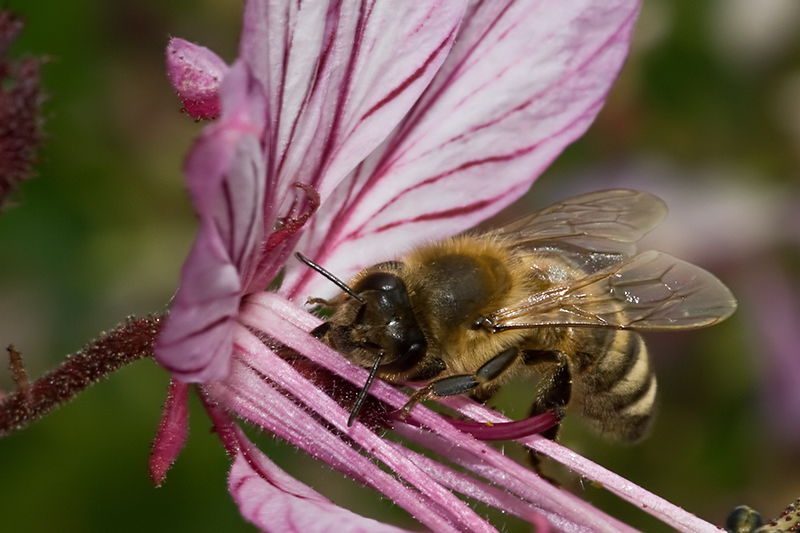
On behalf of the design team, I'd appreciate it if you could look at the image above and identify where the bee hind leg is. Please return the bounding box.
[399,347,520,419]
[523,351,572,481]
[526,354,571,439]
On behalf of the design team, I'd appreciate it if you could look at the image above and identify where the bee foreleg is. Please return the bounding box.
[306,296,334,306]
[399,347,520,418]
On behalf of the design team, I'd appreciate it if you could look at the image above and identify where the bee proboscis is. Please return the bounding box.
[299,189,737,441]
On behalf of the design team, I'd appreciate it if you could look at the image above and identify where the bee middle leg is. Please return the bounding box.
[400,346,520,418]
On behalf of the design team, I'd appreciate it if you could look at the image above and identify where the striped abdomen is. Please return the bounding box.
[570,329,657,442]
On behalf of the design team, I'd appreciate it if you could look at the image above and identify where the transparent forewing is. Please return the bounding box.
[489,250,737,331]
[493,190,668,257]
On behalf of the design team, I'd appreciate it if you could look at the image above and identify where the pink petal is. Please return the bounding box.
[441,395,721,533]
[166,38,229,120]
[155,61,266,381]
[394,423,640,533]
[199,391,419,533]
[149,379,190,487]
[382,439,546,524]
[229,436,413,533]
[283,0,641,298]
[239,0,468,229]
[154,221,240,380]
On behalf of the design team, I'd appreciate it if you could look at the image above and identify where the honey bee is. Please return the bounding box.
[298,189,737,442]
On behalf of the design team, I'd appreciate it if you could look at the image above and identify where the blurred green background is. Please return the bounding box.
[1,0,798,532]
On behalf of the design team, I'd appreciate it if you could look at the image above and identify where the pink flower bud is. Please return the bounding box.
[166,37,228,120]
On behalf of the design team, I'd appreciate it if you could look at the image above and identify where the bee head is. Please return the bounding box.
[350,271,427,372]
[296,253,427,370]
[296,253,428,426]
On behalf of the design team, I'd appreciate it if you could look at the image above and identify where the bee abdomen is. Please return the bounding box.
[574,331,656,442]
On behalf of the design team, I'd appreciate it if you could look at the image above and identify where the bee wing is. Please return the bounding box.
[489,250,737,331]
[493,190,668,258]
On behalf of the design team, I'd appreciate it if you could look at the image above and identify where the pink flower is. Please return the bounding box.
[151,1,724,532]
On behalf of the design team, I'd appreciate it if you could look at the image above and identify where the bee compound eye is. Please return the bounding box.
[404,342,425,360]
[355,272,404,294]
[470,316,488,330]
[354,273,413,322]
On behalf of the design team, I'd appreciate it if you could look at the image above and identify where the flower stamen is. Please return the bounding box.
[266,183,320,251]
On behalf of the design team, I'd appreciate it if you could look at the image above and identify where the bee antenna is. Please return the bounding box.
[347,352,383,427]
[295,252,365,302]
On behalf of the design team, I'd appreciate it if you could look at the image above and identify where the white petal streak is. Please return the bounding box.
[240,0,467,211]
[284,0,640,299]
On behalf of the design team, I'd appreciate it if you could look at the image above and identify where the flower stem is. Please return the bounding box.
[0,315,162,437]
